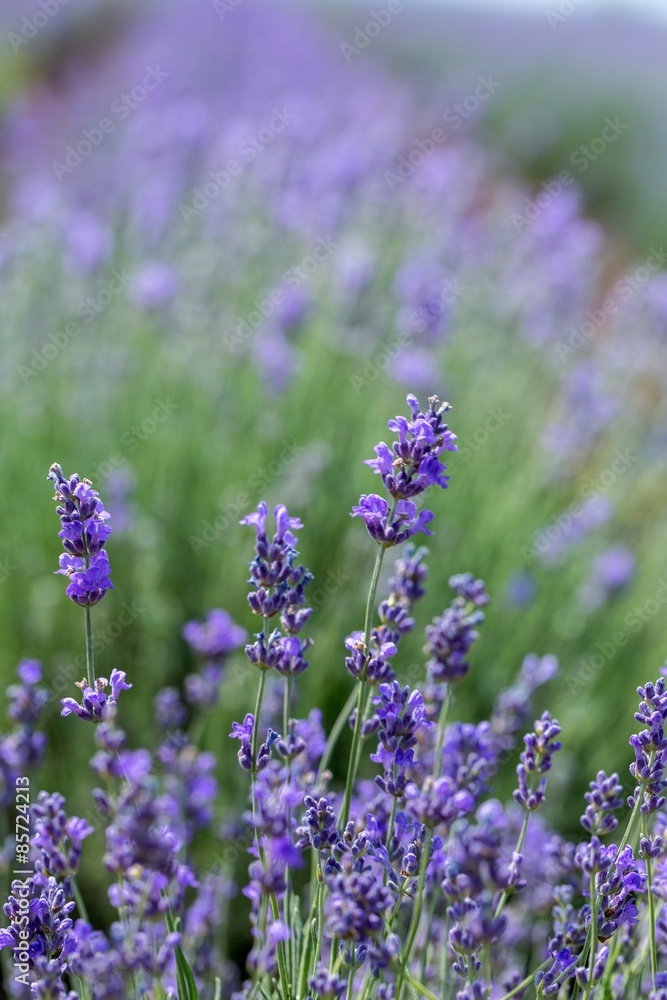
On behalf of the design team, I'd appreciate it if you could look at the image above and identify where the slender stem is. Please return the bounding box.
[318,687,358,779]
[432,685,453,780]
[71,876,90,922]
[341,678,368,829]
[396,827,433,1000]
[494,808,530,919]
[642,814,658,987]
[582,870,598,1000]
[251,670,268,772]
[84,606,95,686]
[340,539,389,828]
[314,867,325,970]
[495,960,551,1000]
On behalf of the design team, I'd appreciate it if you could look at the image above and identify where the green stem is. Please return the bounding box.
[582,871,598,1000]
[432,685,453,780]
[318,687,358,779]
[84,605,95,686]
[71,876,90,923]
[341,678,368,829]
[396,827,433,1000]
[494,808,530,919]
[340,538,389,828]
[495,960,551,1000]
[642,814,658,988]
[251,669,268,772]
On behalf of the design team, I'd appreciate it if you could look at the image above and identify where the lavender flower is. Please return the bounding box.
[580,771,624,835]
[240,501,311,618]
[296,795,341,853]
[48,464,113,606]
[629,676,667,814]
[364,394,457,499]
[370,682,431,797]
[513,712,562,811]
[230,714,278,772]
[32,792,94,880]
[344,633,398,684]
[60,670,132,723]
[350,495,434,547]
[182,608,246,660]
[424,575,488,686]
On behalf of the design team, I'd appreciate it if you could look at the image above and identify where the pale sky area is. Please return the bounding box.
[319,0,667,21]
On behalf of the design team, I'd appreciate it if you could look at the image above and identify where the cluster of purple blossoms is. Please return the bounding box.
[60,669,132,723]
[240,501,313,672]
[370,682,431,797]
[4,394,667,999]
[182,607,246,709]
[513,711,562,811]
[351,394,457,547]
[0,660,48,806]
[48,464,113,606]
[629,676,667,814]
[424,573,488,688]
[32,792,94,881]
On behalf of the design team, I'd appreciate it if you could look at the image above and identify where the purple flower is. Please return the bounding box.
[48,464,113,607]
[350,495,434,547]
[345,633,397,684]
[580,771,623,835]
[513,712,562,811]
[388,544,429,603]
[60,669,132,724]
[448,573,489,607]
[56,550,113,607]
[182,607,246,661]
[230,713,278,772]
[296,796,341,853]
[240,501,312,620]
[424,577,487,686]
[370,682,431,797]
[154,687,188,731]
[628,675,667,814]
[32,791,94,879]
[364,394,457,500]
[405,775,475,829]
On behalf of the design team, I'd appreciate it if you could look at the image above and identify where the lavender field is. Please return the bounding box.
[0,0,666,996]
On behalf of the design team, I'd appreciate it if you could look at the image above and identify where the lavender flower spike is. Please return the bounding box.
[61,669,132,723]
[364,394,457,499]
[48,463,113,606]
[351,495,434,547]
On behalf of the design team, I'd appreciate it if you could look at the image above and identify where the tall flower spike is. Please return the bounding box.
[48,463,113,606]
[364,394,457,499]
